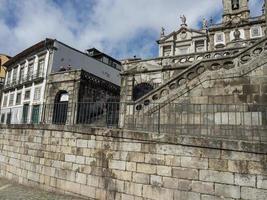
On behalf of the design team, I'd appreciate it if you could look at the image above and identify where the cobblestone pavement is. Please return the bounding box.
[0,178,85,200]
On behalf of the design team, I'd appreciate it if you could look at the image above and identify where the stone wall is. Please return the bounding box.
[0,125,266,200]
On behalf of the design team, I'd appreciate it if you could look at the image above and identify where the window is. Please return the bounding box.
[195,40,205,52]
[16,93,22,105]
[27,61,34,80]
[9,93,14,106]
[37,58,45,77]
[178,47,189,55]
[12,67,18,84]
[163,46,171,57]
[215,33,224,43]
[3,96,8,107]
[34,87,41,100]
[1,114,5,123]
[24,90,31,100]
[6,71,11,85]
[251,26,261,38]
[19,67,24,83]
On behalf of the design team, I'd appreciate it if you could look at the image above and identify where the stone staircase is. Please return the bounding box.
[133,37,267,114]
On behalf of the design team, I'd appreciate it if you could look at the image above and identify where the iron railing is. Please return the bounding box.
[1,102,267,142]
[4,71,44,89]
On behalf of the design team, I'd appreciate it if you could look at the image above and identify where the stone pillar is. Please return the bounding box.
[225,30,231,45]
[209,34,215,51]
[119,74,134,128]
[244,27,250,40]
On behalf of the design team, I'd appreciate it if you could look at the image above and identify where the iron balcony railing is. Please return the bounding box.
[0,102,266,142]
[4,71,45,89]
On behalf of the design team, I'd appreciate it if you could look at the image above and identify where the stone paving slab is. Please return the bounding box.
[0,178,85,200]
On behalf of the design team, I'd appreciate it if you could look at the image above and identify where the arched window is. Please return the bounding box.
[132,83,154,101]
[52,90,69,124]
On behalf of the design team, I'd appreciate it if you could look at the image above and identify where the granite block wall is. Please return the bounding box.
[0,125,266,200]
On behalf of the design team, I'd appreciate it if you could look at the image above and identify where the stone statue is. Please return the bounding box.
[233,28,241,40]
[209,17,213,25]
[161,27,165,37]
[202,18,208,29]
[180,15,187,25]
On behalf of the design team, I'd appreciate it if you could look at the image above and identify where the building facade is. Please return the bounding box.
[120,0,267,129]
[0,54,10,83]
[1,39,121,124]
[158,0,266,57]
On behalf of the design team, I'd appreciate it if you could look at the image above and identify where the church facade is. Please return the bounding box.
[120,0,267,129]
[158,0,265,57]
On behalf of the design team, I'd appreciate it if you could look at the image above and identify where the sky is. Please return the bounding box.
[0,0,264,60]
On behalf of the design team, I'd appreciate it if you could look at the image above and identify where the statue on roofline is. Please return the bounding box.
[202,18,208,29]
[180,14,187,26]
[161,27,165,37]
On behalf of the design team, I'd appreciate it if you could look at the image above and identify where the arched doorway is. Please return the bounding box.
[52,90,69,124]
[132,83,154,101]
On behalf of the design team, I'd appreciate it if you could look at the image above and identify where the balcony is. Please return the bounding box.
[4,71,45,90]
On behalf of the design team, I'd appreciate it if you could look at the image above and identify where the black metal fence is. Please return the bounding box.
[1,102,267,142]
[42,102,120,127]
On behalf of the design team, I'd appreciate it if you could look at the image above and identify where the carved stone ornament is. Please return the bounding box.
[180,31,187,39]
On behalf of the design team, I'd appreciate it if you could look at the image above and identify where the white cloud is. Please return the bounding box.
[0,0,264,59]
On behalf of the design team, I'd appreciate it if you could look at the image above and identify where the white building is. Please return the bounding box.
[1,39,121,124]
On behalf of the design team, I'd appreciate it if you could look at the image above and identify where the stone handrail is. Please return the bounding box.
[123,47,244,73]
[133,37,267,112]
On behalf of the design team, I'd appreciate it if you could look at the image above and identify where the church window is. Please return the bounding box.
[178,46,189,55]
[163,46,171,57]
[232,0,240,10]
[132,83,154,101]
[215,33,225,43]
[251,26,262,38]
[195,40,205,52]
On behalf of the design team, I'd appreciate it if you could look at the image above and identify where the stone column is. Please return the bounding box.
[209,34,215,51]
[244,26,250,40]
[225,30,231,46]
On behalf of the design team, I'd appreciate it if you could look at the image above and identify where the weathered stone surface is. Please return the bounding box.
[172,167,198,180]
[137,163,156,174]
[157,165,172,176]
[0,126,266,200]
[209,159,228,171]
[234,174,256,187]
[181,156,208,169]
[215,183,240,199]
[241,187,267,200]
[257,175,267,189]
[200,170,234,184]
[201,194,234,200]
[174,191,200,200]
[142,185,173,200]
[132,172,150,184]
[192,181,214,194]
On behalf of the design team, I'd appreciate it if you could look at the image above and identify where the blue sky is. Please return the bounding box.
[0,0,264,60]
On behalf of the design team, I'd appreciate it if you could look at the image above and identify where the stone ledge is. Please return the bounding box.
[0,124,266,154]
